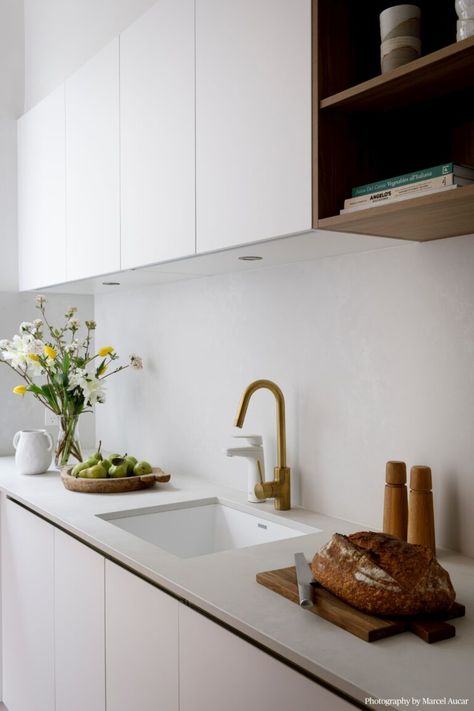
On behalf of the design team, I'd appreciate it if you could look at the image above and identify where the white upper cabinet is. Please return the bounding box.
[18,85,66,290]
[196,0,312,253]
[120,0,196,269]
[66,39,120,281]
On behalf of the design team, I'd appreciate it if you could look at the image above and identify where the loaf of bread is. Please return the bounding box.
[311,531,456,616]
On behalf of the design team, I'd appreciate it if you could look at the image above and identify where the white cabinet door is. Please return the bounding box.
[66,39,120,280]
[179,605,353,711]
[120,0,195,269]
[196,0,312,252]
[105,561,179,711]
[1,497,55,711]
[17,85,66,290]
[54,530,105,711]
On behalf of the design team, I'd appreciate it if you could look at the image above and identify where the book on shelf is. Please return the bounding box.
[340,184,458,215]
[343,173,473,209]
[351,162,474,197]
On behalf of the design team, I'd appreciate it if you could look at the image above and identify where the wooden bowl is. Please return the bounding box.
[60,466,171,493]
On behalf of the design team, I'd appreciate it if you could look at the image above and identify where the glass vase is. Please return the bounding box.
[55,415,83,468]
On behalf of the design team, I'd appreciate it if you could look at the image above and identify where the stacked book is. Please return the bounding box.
[341,163,474,213]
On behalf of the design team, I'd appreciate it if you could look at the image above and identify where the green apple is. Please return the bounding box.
[107,453,121,462]
[134,460,153,476]
[109,462,128,478]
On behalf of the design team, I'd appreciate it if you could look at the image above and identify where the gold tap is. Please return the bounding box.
[234,379,291,510]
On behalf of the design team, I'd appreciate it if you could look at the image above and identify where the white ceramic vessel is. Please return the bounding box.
[13,429,53,475]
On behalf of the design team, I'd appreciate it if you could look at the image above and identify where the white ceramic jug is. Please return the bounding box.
[13,429,53,475]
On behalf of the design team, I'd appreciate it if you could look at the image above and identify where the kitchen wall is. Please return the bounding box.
[20,0,474,557]
[0,293,95,455]
[95,235,474,557]
[0,0,24,292]
[23,0,157,110]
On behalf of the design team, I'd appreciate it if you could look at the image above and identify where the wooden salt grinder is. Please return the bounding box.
[407,465,436,554]
[383,461,408,540]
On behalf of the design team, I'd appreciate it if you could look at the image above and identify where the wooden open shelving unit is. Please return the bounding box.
[314,0,474,242]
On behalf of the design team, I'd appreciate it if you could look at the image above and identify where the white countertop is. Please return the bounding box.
[0,457,473,710]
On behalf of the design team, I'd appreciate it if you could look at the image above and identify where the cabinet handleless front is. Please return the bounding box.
[179,604,354,711]
[196,0,312,253]
[54,530,105,711]
[1,497,55,711]
[105,560,179,711]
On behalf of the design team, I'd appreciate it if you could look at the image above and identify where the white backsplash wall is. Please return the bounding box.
[0,292,95,455]
[95,234,474,557]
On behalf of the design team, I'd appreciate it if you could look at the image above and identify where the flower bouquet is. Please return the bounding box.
[0,296,142,467]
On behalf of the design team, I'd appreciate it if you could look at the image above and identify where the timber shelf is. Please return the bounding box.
[317,184,474,242]
[320,36,474,112]
[315,1,474,241]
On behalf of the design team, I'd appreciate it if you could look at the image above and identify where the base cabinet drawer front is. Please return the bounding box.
[196,0,312,253]
[54,530,106,711]
[105,561,179,711]
[1,498,55,711]
[179,605,353,711]
[17,85,66,291]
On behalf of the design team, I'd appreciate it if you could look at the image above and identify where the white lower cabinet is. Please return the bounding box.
[105,560,179,711]
[1,500,350,711]
[1,497,55,711]
[54,530,105,711]
[179,604,353,711]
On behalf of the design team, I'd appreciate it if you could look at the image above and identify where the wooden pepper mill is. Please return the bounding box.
[383,461,408,540]
[407,465,436,554]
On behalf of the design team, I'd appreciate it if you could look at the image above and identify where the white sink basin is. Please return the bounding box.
[98,497,318,558]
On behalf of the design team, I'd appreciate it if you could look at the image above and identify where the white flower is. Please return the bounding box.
[19,321,34,333]
[130,354,143,370]
[35,295,47,307]
[68,368,106,405]
[65,306,78,319]
[0,339,11,351]
[68,318,80,331]
[64,340,78,353]
[1,334,44,375]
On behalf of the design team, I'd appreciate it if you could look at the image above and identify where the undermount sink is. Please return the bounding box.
[98,498,318,558]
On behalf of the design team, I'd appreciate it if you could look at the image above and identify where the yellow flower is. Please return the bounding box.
[44,345,57,360]
[97,363,108,376]
[13,385,27,395]
[98,346,114,357]
[28,354,40,362]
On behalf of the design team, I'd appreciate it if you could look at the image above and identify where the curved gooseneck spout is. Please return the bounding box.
[234,379,290,510]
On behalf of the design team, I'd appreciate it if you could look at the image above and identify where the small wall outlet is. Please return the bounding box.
[44,409,59,427]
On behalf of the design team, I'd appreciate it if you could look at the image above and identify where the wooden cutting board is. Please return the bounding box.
[256,566,465,643]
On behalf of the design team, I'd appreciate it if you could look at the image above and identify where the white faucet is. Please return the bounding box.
[225,435,266,503]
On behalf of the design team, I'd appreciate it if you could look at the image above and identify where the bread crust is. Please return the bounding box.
[311,532,455,616]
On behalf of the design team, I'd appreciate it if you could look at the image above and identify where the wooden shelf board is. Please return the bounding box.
[320,36,474,112]
[317,184,474,241]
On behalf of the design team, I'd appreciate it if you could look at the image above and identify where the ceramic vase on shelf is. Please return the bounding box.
[55,415,83,468]
[13,429,53,475]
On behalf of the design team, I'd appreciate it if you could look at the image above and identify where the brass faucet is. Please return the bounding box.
[234,379,291,510]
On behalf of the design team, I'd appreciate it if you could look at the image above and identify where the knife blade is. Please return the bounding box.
[294,553,314,609]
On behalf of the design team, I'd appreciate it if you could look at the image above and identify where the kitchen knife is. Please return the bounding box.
[294,553,314,609]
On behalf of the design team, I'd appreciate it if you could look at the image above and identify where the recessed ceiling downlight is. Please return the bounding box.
[238,255,263,261]
[102,281,121,286]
